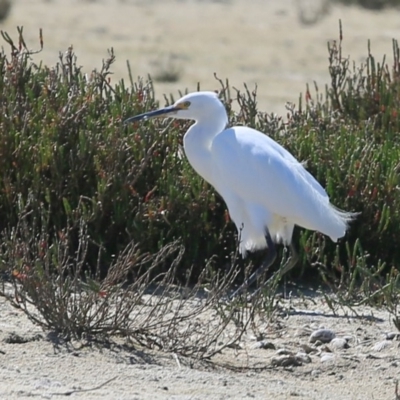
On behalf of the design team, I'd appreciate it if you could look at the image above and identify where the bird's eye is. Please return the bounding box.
[181,101,191,109]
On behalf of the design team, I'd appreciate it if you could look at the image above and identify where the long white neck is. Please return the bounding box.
[183,108,228,186]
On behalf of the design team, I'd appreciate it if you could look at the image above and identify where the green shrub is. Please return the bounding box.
[0,29,233,281]
[299,28,400,274]
[0,26,400,285]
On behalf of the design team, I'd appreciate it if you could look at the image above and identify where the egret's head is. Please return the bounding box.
[124,91,227,125]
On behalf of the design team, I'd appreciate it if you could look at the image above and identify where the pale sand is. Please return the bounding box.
[0,289,399,399]
[3,0,400,114]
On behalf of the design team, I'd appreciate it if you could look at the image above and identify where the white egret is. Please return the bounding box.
[125,91,356,298]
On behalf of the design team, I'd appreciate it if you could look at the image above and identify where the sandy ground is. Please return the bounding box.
[1,1,400,399]
[2,0,400,115]
[1,287,399,399]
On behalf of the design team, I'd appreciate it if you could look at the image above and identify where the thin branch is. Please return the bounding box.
[48,376,118,396]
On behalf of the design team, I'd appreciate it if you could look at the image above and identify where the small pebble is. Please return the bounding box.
[309,329,336,344]
[271,354,302,367]
[275,348,293,356]
[329,337,350,351]
[295,352,312,364]
[252,340,276,350]
[343,335,354,343]
[385,332,400,341]
[372,340,392,352]
[320,352,335,363]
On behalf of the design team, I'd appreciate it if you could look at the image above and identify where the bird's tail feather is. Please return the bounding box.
[331,204,360,223]
[328,204,359,242]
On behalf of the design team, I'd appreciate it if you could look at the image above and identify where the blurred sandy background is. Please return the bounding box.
[2,0,400,114]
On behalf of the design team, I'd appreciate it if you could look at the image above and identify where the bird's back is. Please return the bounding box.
[210,126,353,242]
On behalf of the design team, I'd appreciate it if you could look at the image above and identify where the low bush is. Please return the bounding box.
[1,26,400,282]
[1,24,400,343]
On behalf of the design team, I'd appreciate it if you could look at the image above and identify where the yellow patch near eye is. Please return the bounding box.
[178,101,191,109]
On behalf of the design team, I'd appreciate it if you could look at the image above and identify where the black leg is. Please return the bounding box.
[248,242,298,300]
[229,230,277,300]
[276,242,298,279]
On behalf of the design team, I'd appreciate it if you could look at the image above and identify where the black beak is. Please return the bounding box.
[124,105,180,124]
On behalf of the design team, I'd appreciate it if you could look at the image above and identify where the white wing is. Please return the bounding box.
[210,126,351,241]
[237,127,329,201]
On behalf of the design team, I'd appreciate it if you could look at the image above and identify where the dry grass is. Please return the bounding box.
[0,198,265,360]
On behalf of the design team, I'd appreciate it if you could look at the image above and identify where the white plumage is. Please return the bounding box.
[125,91,356,296]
